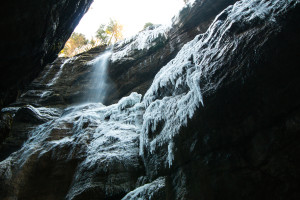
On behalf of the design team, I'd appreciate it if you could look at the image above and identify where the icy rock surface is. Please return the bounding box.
[121,177,166,200]
[0,92,144,199]
[1,0,299,199]
[140,0,299,167]
[14,105,62,124]
[111,25,169,62]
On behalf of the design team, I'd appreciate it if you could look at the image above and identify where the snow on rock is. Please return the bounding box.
[0,106,20,115]
[0,92,144,199]
[118,92,142,111]
[111,25,169,62]
[14,105,62,124]
[121,177,165,200]
[140,0,298,167]
[66,94,145,198]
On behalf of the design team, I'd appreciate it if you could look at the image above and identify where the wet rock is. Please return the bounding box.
[10,46,108,108]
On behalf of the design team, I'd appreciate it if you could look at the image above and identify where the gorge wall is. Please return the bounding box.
[0,0,300,199]
[0,0,93,108]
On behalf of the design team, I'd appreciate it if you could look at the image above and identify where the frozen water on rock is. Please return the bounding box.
[28,105,62,120]
[1,0,297,198]
[65,93,144,199]
[0,92,144,199]
[171,0,196,26]
[1,106,19,114]
[121,177,165,200]
[19,89,54,100]
[140,0,298,167]
[111,25,169,62]
[40,90,53,98]
[118,92,142,111]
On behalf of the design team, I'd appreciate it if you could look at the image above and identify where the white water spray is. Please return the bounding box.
[86,49,112,103]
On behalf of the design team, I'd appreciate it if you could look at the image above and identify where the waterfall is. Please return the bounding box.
[47,57,74,87]
[86,49,112,103]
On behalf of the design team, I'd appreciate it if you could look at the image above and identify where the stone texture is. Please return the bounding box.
[140,1,300,199]
[10,45,108,108]
[0,0,93,108]
[0,97,144,200]
[0,106,62,161]
[106,0,238,104]
[0,0,299,199]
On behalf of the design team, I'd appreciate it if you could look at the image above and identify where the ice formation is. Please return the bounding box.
[0,92,144,199]
[140,0,298,167]
[1,0,298,199]
[111,25,169,62]
[121,177,165,200]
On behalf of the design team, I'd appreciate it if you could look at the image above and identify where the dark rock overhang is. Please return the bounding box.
[0,0,94,108]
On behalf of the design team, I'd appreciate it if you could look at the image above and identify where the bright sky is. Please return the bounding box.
[74,0,185,39]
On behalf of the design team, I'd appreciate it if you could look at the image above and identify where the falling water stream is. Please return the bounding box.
[86,49,112,103]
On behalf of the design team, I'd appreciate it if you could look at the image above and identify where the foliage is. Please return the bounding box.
[59,20,123,57]
[60,32,88,57]
[96,24,109,45]
[107,19,123,44]
[143,22,154,30]
[96,19,123,45]
[90,37,96,46]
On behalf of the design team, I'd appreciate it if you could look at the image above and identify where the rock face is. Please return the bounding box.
[1,0,300,199]
[0,94,144,199]
[0,0,93,108]
[106,0,238,104]
[9,45,108,108]
[0,45,110,160]
[139,0,300,199]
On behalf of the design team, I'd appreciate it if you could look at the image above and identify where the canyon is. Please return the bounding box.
[0,0,300,199]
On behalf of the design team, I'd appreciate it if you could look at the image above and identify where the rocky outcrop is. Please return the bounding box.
[0,106,62,161]
[5,0,239,108]
[0,0,300,199]
[106,0,238,104]
[0,45,110,159]
[0,0,93,108]
[0,93,144,200]
[9,45,108,108]
[0,0,238,162]
[139,0,300,199]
